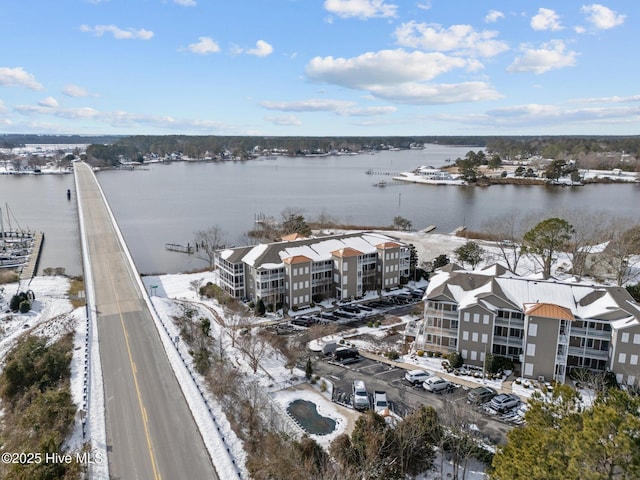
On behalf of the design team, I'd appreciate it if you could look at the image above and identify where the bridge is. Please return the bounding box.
[74,162,221,479]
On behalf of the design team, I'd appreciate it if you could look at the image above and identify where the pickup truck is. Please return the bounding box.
[374,391,388,411]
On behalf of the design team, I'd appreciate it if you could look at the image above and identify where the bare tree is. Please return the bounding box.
[194,225,225,268]
[240,331,270,374]
[599,220,640,285]
[483,211,534,273]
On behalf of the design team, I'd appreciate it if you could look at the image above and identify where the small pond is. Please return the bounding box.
[287,399,336,435]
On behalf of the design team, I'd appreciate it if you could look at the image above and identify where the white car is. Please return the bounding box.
[423,376,454,393]
[404,369,433,385]
[489,393,521,413]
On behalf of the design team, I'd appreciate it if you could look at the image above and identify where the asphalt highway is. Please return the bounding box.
[75,162,218,480]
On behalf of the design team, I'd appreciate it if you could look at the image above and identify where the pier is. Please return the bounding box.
[165,243,194,254]
[19,232,44,280]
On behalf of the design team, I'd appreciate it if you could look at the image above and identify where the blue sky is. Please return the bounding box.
[0,1,637,136]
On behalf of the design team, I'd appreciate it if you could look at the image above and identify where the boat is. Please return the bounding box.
[0,204,38,270]
[393,166,466,186]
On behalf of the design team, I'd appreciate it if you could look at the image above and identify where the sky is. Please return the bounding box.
[0,1,638,137]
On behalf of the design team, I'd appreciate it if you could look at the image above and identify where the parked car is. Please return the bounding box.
[290,316,313,327]
[374,391,388,411]
[423,376,454,393]
[489,393,521,413]
[333,347,359,362]
[352,380,370,411]
[467,386,497,405]
[404,369,433,385]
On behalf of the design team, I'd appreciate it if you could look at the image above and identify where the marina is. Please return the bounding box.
[0,205,44,280]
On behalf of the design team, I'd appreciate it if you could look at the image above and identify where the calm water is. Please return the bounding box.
[1,145,638,276]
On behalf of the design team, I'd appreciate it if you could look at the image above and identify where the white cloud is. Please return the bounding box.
[261,99,357,112]
[38,97,59,108]
[260,98,396,116]
[323,0,398,19]
[484,103,640,126]
[246,40,274,57]
[188,37,220,55]
[570,94,640,104]
[367,81,502,104]
[574,25,586,34]
[264,115,302,126]
[174,0,196,6]
[80,24,154,40]
[305,49,501,104]
[394,22,508,58]
[63,84,94,97]
[581,4,626,30]
[507,40,577,74]
[417,1,431,11]
[0,66,43,90]
[485,10,504,24]
[531,8,563,31]
[307,49,469,89]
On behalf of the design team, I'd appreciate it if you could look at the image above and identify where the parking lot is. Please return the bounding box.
[312,353,514,444]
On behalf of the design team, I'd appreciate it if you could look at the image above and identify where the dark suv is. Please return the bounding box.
[467,386,497,405]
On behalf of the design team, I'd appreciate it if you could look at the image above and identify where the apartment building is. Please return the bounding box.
[415,264,640,385]
[214,232,410,309]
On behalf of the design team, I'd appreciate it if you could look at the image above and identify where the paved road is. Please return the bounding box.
[75,163,218,480]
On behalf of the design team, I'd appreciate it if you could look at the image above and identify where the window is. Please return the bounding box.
[526,343,536,357]
[344,263,348,271]
[464,312,470,322]
[472,332,478,342]
[470,351,477,361]
[482,333,488,344]
[622,332,630,343]
[473,313,480,323]
[524,363,534,376]
[619,353,627,364]
[634,334,640,345]
[631,355,638,366]
[528,323,538,337]
[462,349,468,359]
[462,331,469,341]
[483,314,489,324]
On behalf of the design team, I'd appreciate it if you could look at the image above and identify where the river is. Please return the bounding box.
[1,145,638,276]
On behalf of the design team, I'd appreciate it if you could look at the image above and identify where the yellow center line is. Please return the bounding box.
[107,263,161,480]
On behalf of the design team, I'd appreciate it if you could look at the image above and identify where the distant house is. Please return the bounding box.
[415,264,640,386]
[214,232,410,309]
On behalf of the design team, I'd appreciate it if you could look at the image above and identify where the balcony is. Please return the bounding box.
[570,327,611,340]
[494,317,525,328]
[492,335,523,348]
[568,345,609,361]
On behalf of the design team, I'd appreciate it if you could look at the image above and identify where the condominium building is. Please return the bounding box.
[415,264,640,386]
[214,232,410,309]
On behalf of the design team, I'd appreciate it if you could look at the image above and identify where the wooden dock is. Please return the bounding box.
[165,243,194,254]
[20,232,44,280]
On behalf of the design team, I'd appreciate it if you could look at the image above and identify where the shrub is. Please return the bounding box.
[434,351,442,358]
[19,300,31,313]
[417,350,424,357]
[427,351,434,357]
[447,351,464,369]
[386,350,400,361]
